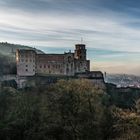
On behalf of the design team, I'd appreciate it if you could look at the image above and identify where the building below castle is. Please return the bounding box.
[16,44,90,76]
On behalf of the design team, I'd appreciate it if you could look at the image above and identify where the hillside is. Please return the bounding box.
[0,79,140,140]
[0,42,44,56]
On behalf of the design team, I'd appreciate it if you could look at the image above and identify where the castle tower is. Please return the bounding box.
[16,49,36,76]
[74,44,90,73]
[74,44,86,60]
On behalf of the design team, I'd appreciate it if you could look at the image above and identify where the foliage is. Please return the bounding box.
[108,107,140,140]
[1,80,17,89]
[106,83,140,109]
[0,80,140,140]
[0,53,16,75]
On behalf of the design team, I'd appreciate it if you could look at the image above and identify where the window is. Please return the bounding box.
[26,65,28,67]
[26,69,28,72]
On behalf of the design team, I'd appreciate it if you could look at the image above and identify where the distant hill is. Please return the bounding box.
[0,42,44,56]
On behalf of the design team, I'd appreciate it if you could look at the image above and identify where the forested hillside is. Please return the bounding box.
[0,79,140,140]
[0,42,44,56]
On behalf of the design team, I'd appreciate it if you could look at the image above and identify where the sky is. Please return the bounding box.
[0,0,140,75]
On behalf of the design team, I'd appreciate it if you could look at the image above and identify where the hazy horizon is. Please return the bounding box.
[0,0,140,75]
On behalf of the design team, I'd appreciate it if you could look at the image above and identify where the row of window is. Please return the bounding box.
[38,69,63,74]
[19,54,35,58]
[19,59,35,62]
[39,64,63,69]
[38,64,80,69]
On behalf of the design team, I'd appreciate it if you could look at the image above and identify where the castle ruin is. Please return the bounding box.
[16,44,90,76]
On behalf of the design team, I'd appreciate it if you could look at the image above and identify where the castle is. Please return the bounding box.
[16,44,90,76]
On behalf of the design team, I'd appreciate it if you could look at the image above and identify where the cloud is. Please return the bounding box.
[92,61,140,76]
[0,0,140,75]
[0,10,140,51]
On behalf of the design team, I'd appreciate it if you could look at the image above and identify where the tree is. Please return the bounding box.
[44,79,108,140]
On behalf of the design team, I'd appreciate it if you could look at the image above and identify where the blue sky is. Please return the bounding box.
[0,0,140,75]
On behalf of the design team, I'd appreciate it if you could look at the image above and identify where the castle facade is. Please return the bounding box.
[16,44,90,76]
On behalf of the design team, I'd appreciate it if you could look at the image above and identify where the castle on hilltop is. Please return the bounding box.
[16,44,90,76]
